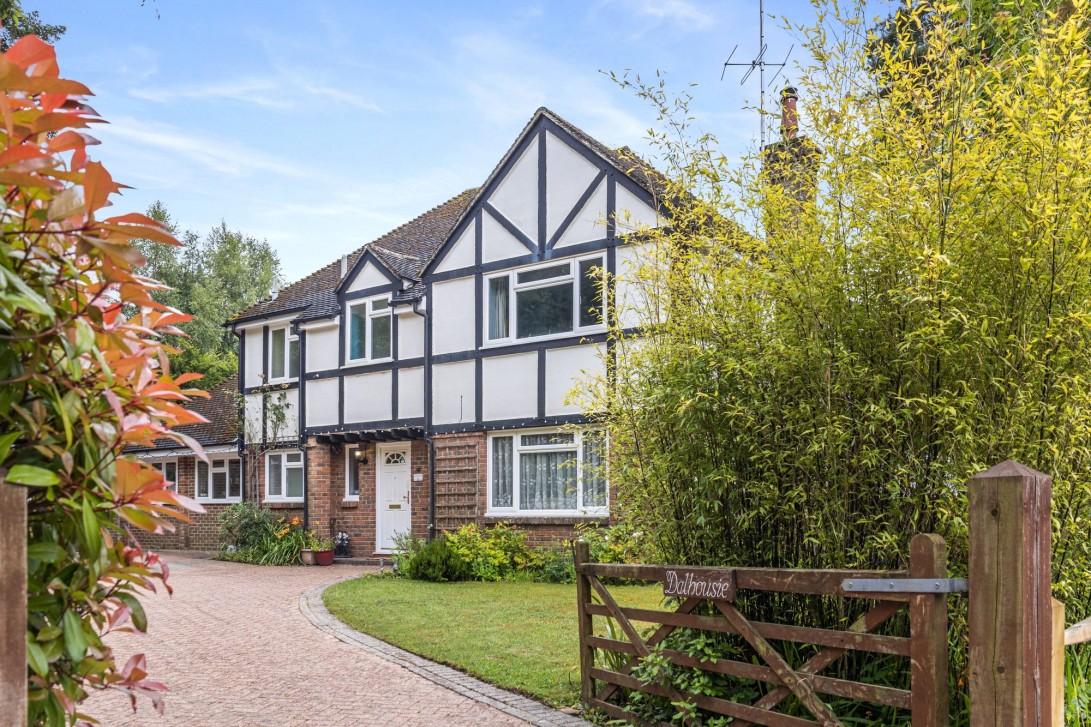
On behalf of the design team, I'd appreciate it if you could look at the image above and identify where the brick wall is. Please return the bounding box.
[135,456,230,552]
[432,430,612,547]
[301,438,430,559]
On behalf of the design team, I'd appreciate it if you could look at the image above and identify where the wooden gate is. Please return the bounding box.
[574,534,954,727]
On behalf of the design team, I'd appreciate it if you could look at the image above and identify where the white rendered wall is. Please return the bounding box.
[434,222,476,274]
[615,241,658,330]
[346,260,392,293]
[432,360,475,426]
[243,392,264,442]
[487,139,539,242]
[545,344,602,416]
[244,328,264,387]
[305,378,339,428]
[481,352,538,421]
[431,277,476,355]
[239,390,296,441]
[614,184,661,234]
[305,326,339,372]
[397,312,424,360]
[279,392,299,439]
[545,131,600,241]
[554,178,608,249]
[344,371,392,424]
[481,209,529,263]
[398,366,424,419]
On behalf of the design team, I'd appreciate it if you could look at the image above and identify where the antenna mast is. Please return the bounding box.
[721,0,793,148]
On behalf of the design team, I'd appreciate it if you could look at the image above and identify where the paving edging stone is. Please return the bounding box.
[299,582,595,727]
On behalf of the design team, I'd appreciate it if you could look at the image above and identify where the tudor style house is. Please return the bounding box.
[135,108,663,559]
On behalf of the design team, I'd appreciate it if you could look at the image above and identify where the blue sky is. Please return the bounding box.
[45,0,821,283]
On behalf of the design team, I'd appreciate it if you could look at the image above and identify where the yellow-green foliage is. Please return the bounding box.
[587,0,1091,627]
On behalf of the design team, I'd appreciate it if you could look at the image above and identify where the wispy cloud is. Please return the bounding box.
[448,30,651,146]
[130,78,288,109]
[588,0,718,40]
[96,116,310,179]
[130,74,381,113]
[621,0,716,28]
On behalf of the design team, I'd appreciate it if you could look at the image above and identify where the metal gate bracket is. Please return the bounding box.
[841,578,968,594]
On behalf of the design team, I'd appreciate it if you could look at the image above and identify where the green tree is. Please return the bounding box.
[0,36,201,724]
[589,2,1091,719]
[0,1,65,52]
[589,0,1091,661]
[134,208,280,386]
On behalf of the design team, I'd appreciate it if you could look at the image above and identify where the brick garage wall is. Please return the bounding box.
[134,456,230,553]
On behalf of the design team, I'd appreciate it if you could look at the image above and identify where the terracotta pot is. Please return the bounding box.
[315,549,335,566]
[301,549,316,566]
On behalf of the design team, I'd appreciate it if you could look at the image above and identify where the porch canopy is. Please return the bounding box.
[315,427,424,445]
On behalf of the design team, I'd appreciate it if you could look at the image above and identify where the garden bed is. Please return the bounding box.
[322,576,663,707]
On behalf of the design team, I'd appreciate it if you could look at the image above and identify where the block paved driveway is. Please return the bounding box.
[87,555,527,726]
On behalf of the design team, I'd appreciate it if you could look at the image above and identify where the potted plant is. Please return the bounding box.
[314,536,336,566]
[301,530,319,566]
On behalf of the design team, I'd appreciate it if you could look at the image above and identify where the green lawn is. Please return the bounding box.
[322,577,663,707]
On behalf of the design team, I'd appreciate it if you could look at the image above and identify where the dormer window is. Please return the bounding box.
[269,326,299,381]
[486,255,605,343]
[347,296,392,363]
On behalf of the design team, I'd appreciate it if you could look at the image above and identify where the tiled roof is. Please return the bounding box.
[230,188,478,324]
[131,375,240,452]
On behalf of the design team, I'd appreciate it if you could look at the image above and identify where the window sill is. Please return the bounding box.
[341,499,360,508]
[482,327,606,350]
[195,498,241,505]
[265,500,304,509]
[483,514,609,526]
[342,358,393,368]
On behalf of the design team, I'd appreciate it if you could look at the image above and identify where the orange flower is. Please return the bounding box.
[291,517,301,526]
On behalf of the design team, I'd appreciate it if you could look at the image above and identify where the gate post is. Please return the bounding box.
[573,540,594,706]
[0,477,27,726]
[909,533,949,726]
[968,460,1056,726]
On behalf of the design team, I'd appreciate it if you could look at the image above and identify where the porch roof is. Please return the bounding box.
[315,427,424,445]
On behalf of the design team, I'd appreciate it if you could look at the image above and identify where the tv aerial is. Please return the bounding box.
[721,0,793,148]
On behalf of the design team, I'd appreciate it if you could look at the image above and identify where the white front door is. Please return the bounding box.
[376,444,411,552]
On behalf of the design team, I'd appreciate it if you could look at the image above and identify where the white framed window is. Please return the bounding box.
[196,457,241,502]
[486,256,605,343]
[269,325,300,381]
[150,459,178,492]
[345,446,364,500]
[347,296,392,363]
[487,429,607,515]
[266,450,304,501]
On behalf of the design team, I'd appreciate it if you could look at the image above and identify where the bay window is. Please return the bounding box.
[488,430,607,515]
[348,296,392,362]
[269,326,299,381]
[196,457,241,502]
[267,451,304,500]
[486,256,604,342]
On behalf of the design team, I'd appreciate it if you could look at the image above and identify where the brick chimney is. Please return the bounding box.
[780,86,799,140]
[762,86,819,206]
